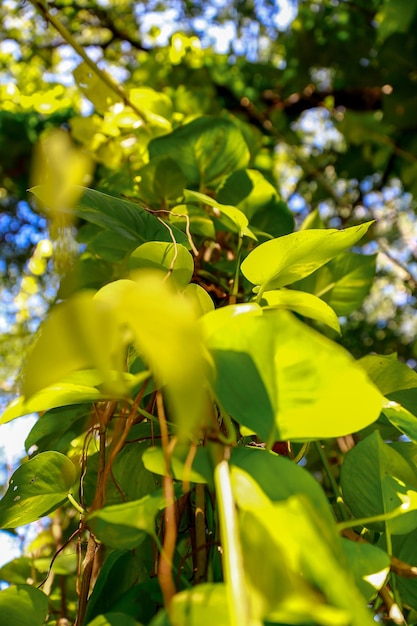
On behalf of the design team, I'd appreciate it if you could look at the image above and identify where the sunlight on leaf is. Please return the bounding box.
[0,452,76,528]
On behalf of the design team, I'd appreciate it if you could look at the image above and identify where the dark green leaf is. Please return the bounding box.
[149,116,250,187]
[0,452,76,528]
[341,431,417,534]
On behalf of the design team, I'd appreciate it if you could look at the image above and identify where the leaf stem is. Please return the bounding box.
[337,507,409,532]
[314,441,348,521]
[67,493,85,515]
[229,236,243,305]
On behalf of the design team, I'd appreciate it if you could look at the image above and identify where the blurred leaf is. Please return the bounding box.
[21,293,136,399]
[376,0,417,42]
[241,223,373,292]
[184,283,215,316]
[0,585,48,626]
[0,452,76,528]
[232,468,375,626]
[95,274,208,439]
[143,445,212,485]
[85,613,143,626]
[73,62,119,114]
[168,584,231,626]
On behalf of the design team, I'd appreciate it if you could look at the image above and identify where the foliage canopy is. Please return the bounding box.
[2,1,417,625]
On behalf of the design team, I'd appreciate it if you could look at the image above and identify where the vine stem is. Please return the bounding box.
[336,508,410,532]
[229,236,243,305]
[30,0,147,124]
[212,445,251,626]
[157,391,178,610]
[314,441,348,521]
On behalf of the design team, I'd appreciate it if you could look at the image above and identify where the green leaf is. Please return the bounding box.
[232,468,375,626]
[0,585,48,626]
[1,371,147,424]
[341,431,417,534]
[376,0,417,42]
[217,168,294,237]
[143,445,212,485]
[30,186,189,248]
[149,116,250,187]
[359,353,417,395]
[95,274,208,439]
[128,242,194,288]
[241,223,373,293]
[25,404,88,454]
[184,283,215,316]
[22,292,131,399]
[202,307,382,441]
[87,489,170,550]
[262,288,341,334]
[169,204,216,240]
[168,584,231,626]
[73,62,119,114]
[293,252,377,316]
[341,539,389,601]
[138,156,187,206]
[184,189,256,239]
[230,446,335,529]
[85,613,143,626]
[83,440,160,507]
[84,551,144,624]
[391,528,417,611]
[0,452,76,528]
[382,400,417,443]
[0,557,39,586]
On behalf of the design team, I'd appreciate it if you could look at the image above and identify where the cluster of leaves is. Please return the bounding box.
[2,1,417,625]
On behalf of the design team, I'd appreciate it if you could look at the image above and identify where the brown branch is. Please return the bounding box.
[157,391,178,609]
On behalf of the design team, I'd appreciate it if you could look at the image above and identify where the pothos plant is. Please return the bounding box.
[3,30,417,626]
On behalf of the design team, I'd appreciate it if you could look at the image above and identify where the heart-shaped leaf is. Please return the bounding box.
[241,222,373,293]
[341,431,417,534]
[0,585,48,626]
[202,307,382,441]
[262,288,341,334]
[0,452,76,528]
